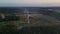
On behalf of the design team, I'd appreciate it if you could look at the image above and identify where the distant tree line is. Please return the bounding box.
[0,8,24,14]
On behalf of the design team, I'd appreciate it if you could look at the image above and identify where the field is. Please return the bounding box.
[0,7,60,34]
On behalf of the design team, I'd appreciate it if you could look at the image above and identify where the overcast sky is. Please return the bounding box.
[0,0,60,7]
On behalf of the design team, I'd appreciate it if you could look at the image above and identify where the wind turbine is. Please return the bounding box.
[17,8,30,30]
[24,8,30,27]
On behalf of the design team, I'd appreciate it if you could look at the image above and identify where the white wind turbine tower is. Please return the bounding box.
[24,8,30,27]
[17,8,30,30]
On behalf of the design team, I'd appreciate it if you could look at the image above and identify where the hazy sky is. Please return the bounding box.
[0,0,60,7]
